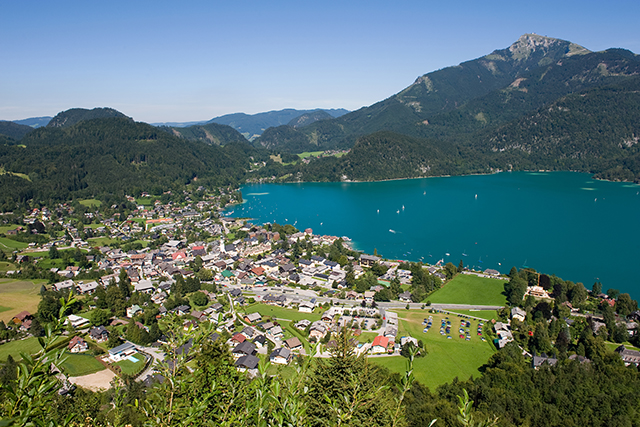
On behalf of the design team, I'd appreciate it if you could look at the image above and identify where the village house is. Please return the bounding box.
[511,307,527,322]
[235,354,260,376]
[68,336,89,353]
[371,335,390,354]
[616,345,640,366]
[89,326,109,343]
[244,312,262,324]
[284,337,303,352]
[66,314,90,329]
[107,342,137,363]
[270,347,292,365]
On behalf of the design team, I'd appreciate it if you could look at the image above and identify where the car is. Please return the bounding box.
[459,334,465,338]
[447,335,452,339]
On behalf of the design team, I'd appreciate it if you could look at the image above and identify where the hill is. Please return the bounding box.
[46,107,131,128]
[207,108,349,140]
[288,110,336,128]
[161,122,248,145]
[0,116,265,210]
[0,121,34,140]
[255,34,593,151]
[13,116,52,128]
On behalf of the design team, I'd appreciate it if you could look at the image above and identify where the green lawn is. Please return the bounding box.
[61,353,106,376]
[356,331,378,344]
[115,354,146,376]
[0,336,67,361]
[297,151,324,159]
[440,309,499,321]
[605,342,640,352]
[0,237,29,250]
[0,338,44,361]
[370,310,495,390]
[0,278,45,323]
[244,303,322,323]
[0,261,16,272]
[88,237,118,246]
[135,197,156,206]
[78,199,102,208]
[428,274,507,306]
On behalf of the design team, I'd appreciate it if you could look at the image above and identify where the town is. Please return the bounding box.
[1,186,640,416]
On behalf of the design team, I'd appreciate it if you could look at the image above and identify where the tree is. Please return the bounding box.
[191,291,208,307]
[457,260,464,273]
[569,282,587,306]
[48,245,59,260]
[615,293,637,317]
[91,308,111,326]
[607,288,620,299]
[118,269,131,299]
[592,281,603,295]
[444,262,457,280]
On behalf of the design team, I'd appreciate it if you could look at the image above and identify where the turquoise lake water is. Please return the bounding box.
[226,172,640,299]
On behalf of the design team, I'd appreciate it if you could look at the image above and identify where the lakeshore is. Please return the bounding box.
[229,171,640,299]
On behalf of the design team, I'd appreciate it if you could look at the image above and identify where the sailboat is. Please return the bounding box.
[462,249,468,257]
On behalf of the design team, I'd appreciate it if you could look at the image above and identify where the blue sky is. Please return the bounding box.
[1,0,639,123]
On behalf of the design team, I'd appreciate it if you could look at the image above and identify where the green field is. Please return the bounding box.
[61,353,106,376]
[0,278,45,323]
[78,199,102,208]
[428,274,507,306]
[297,151,324,159]
[0,337,44,361]
[115,354,146,376]
[370,310,496,390]
[605,342,640,352]
[439,309,499,321]
[244,303,322,323]
[0,261,16,272]
[0,237,29,250]
[87,237,117,246]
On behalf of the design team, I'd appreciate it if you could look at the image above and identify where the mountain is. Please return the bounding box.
[207,108,349,140]
[288,110,335,128]
[46,107,131,128]
[255,34,598,151]
[250,34,640,181]
[13,116,52,128]
[0,116,267,210]
[160,122,249,145]
[0,121,35,140]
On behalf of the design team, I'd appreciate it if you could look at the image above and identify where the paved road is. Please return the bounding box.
[245,285,503,313]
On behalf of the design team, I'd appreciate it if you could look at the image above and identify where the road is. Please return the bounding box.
[245,285,503,313]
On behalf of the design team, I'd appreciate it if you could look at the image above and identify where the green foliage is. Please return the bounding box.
[1,296,77,426]
[163,122,248,146]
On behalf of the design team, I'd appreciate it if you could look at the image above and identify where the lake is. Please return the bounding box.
[226,172,640,299]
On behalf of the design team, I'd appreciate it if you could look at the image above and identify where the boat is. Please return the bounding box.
[462,250,468,257]
[445,253,450,256]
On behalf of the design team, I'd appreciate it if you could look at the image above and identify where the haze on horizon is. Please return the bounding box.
[1,0,639,124]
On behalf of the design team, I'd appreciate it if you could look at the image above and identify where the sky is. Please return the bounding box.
[2,0,639,123]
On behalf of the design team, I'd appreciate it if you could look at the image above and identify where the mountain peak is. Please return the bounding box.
[47,107,131,128]
[508,33,590,60]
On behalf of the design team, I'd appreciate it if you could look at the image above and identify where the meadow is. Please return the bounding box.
[0,279,45,323]
[244,303,322,323]
[370,310,496,390]
[0,237,29,250]
[428,274,507,306]
[78,199,102,208]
